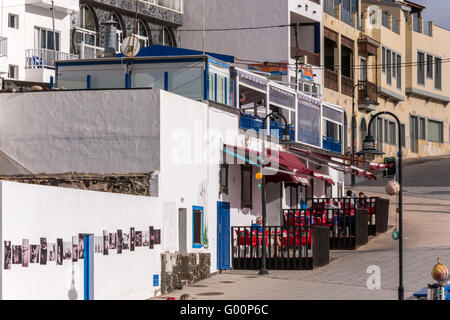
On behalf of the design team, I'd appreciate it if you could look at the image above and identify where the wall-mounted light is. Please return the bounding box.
[305,4,308,11]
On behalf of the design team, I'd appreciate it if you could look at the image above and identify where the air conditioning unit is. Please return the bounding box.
[298,55,308,65]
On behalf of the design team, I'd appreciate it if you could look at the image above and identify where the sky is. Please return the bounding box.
[411,0,450,30]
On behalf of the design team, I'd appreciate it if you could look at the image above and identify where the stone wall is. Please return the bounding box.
[160,252,211,295]
[0,173,152,196]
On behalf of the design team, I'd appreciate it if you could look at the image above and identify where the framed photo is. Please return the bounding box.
[4,241,11,270]
[12,245,22,265]
[142,231,149,247]
[94,237,103,254]
[130,227,135,251]
[117,230,123,254]
[109,233,116,249]
[149,226,154,249]
[63,242,72,260]
[155,229,161,245]
[48,243,56,262]
[122,233,129,250]
[30,245,40,264]
[78,234,85,259]
[22,239,29,267]
[135,231,142,247]
[56,239,63,265]
[40,238,47,265]
[103,231,109,255]
[72,236,78,262]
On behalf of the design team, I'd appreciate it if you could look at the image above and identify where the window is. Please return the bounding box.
[417,52,425,85]
[392,52,396,78]
[8,64,18,79]
[384,119,389,144]
[133,20,150,48]
[419,117,426,140]
[192,206,203,248]
[397,54,402,89]
[410,116,419,152]
[8,14,18,29]
[35,27,60,51]
[427,120,443,143]
[76,4,98,51]
[426,55,433,79]
[289,186,298,208]
[159,27,176,47]
[382,11,389,28]
[360,57,367,81]
[386,49,391,85]
[389,121,396,145]
[382,47,386,73]
[341,45,353,78]
[241,165,252,208]
[401,124,406,147]
[435,57,442,90]
[219,164,228,194]
[377,117,383,151]
[325,182,332,199]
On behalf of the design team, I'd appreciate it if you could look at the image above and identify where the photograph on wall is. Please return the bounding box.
[94,236,103,254]
[12,245,22,265]
[63,242,72,260]
[149,226,154,249]
[155,229,161,245]
[109,233,116,249]
[72,236,78,262]
[78,233,84,259]
[56,239,63,265]
[103,231,109,255]
[142,231,149,247]
[135,231,142,247]
[22,239,29,268]
[4,241,11,270]
[122,233,129,250]
[30,245,40,264]
[40,238,47,265]
[130,227,135,251]
[117,230,122,254]
[48,243,56,262]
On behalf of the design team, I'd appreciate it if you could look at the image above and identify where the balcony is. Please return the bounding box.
[324,69,338,92]
[240,113,295,142]
[77,43,104,59]
[341,75,353,97]
[25,49,78,69]
[324,0,337,18]
[25,0,79,12]
[322,136,342,154]
[358,80,377,112]
[290,47,320,67]
[0,37,7,57]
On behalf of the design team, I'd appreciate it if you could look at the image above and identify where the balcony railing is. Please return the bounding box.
[341,74,354,97]
[291,47,320,67]
[324,69,338,92]
[324,0,336,17]
[77,43,104,59]
[25,48,78,69]
[240,113,295,141]
[0,37,7,57]
[358,80,377,105]
[322,136,342,154]
[140,0,183,13]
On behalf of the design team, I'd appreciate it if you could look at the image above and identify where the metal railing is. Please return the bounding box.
[358,80,377,103]
[25,48,78,69]
[231,225,329,270]
[140,0,183,13]
[77,43,104,60]
[0,37,7,57]
[323,136,342,154]
[239,113,295,141]
[290,47,320,66]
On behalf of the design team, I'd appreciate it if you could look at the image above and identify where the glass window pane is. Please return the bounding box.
[168,67,204,100]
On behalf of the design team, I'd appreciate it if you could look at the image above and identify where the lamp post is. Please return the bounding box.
[351,82,376,186]
[355,111,404,300]
[258,112,291,275]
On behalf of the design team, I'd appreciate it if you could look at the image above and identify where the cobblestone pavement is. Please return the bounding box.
[152,190,450,300]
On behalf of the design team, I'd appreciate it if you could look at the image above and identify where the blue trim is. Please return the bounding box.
[192,205,204,249]
[214,73,218,102]
[84,235,90,300]
[55,65,58,88]
[224,78,228,105]
[125,73,131,88]
[208,57,231,69]
[164,72,169,91]
[204,61,209,100]
[217,201,231,270]
[49,76,54,90]
[56,57,205,68]
[86,75,91,89]
[314,23,321,54]
[233,77,237,108]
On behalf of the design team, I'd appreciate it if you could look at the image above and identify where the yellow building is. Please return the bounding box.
[322,0,450,162]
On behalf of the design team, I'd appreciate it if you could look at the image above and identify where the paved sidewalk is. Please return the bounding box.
[152,191,450,300]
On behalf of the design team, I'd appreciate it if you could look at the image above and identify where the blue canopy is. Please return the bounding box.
[117,45,235,64]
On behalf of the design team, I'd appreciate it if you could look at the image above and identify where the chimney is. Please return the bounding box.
[102,20,118,57]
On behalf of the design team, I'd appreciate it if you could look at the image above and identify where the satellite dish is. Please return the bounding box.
[121,36,140,57]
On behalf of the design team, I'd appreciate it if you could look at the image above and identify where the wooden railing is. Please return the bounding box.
[324,69,338,92]
[341,74,354,97]
[358,80,377,103]
[291,47,320,67]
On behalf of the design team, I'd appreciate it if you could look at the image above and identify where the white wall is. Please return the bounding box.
[0,180,163,300]
[0,89,161,174]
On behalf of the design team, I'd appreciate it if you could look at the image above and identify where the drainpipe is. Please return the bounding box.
[51,1,56,72]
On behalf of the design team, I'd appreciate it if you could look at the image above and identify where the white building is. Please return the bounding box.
[181,0,323,98]
[0,0,79,84]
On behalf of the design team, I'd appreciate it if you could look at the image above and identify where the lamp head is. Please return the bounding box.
[355,135,385,161]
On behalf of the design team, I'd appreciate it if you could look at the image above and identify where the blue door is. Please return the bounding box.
[217,201,231,270]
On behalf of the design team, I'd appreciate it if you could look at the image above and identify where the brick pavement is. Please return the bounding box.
[152,191,450,300]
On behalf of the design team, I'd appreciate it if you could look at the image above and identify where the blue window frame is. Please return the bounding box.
[192,206,204,248]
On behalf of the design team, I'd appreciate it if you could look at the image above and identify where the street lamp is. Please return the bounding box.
[258,112,291,275]
[351,82,377,186]
[355,111,404,300]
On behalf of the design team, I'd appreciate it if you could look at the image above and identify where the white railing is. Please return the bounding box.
[77,43,104,60]
[140,0,183,13]
[25,48,78,69]
[0,37,7,57]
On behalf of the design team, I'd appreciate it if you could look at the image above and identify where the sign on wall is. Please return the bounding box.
[248,62,288,76]
[299,66,314,82]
